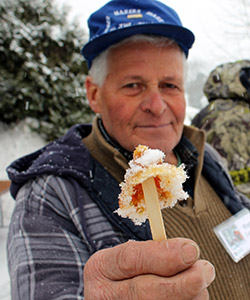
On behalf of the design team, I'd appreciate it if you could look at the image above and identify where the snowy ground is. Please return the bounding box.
[0,108,199,300]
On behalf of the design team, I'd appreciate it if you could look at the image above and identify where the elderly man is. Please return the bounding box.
[7,0,250,299]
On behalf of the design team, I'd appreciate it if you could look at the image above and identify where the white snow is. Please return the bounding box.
[134,148,165,166]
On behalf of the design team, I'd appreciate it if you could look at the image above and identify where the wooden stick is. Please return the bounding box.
[142,177,167,241]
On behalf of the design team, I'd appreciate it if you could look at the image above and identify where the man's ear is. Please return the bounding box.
[85,76,101,113]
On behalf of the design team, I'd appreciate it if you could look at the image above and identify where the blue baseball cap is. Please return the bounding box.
[82,0,195,69]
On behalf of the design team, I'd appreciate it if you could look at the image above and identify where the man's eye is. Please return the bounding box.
[124,83,139,89]
[122,82,143,96]
[161,83,177,89]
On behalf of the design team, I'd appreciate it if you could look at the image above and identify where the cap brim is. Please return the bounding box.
[82,23,195,67]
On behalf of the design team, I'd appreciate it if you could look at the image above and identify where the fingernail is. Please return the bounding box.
[204,262,216,286]
[181,243,200,264]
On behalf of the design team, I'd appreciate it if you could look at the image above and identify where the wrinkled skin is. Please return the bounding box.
[84,239,215,300]
[86,41,186,165]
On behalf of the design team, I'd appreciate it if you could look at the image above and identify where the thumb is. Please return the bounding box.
[85,238,200,281]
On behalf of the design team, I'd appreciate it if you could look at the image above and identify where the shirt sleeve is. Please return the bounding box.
[7,175,90,300]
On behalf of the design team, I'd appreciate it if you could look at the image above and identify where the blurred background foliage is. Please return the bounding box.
[0,0,94,141]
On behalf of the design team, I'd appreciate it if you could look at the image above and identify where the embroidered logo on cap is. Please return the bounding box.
[127,14,143,19]
[114,9,141,16]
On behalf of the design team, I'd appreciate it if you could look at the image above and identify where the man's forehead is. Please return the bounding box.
[106,62,185,86]
[108,39,182,60]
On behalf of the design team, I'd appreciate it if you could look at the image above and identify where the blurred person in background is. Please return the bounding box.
[192,60,250,199]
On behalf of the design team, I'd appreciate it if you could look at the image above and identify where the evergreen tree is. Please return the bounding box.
[0,0,94,141]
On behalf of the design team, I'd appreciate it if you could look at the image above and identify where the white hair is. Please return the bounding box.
[88,34,187,87]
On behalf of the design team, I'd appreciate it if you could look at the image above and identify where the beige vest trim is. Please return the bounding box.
[83,116,128,183]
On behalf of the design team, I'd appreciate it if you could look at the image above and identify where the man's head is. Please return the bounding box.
[85,36,186,155]
[83,0,195,156]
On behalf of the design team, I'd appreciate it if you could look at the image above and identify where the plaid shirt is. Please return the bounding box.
[8,174,130,299]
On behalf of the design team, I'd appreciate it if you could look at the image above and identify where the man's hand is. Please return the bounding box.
[84,238,215,299]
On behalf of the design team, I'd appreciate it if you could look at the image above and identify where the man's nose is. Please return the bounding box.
[140,88,167,116]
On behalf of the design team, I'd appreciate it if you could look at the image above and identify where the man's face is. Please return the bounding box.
[87,41,186,155]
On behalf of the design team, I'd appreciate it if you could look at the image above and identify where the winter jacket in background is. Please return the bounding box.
[192,60,250,198]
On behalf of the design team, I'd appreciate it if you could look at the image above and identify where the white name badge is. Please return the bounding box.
[214,208,250,263]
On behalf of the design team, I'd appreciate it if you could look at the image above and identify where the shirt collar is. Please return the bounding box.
[97,117,134,161]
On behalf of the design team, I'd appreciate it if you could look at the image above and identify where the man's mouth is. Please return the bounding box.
[137,123,171,129]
